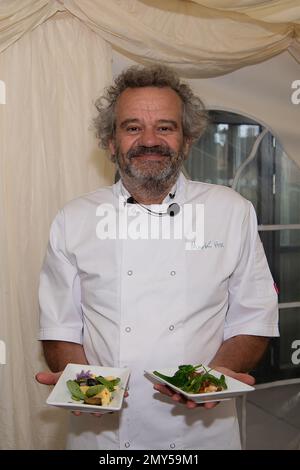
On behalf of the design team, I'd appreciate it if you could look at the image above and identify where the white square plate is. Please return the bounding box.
[145,366,254,403]
[46,363,130,413]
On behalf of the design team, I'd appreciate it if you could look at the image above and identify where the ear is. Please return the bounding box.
[108,139,116,157]
[183,138,192,160]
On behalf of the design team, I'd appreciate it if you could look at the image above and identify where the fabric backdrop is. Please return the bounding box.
[0,11,113,449]
[189,0,300,22]
[0,0,299,76]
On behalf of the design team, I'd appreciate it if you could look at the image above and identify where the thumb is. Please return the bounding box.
[233,372,255,386]
[35,371,62,386]
[212,366,255,386]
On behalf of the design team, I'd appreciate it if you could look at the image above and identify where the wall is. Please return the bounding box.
[112,50,300,169]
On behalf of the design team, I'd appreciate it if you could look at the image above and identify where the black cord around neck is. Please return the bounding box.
[126,192,180,217]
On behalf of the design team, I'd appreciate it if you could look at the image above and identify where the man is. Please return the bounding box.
[37,65,279,449]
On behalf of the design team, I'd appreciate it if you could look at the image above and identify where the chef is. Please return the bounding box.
[37,64,279,450]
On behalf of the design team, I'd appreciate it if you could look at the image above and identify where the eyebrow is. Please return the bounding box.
[119,119,179,129]
[120,119,140,129]
[157,119,178,129]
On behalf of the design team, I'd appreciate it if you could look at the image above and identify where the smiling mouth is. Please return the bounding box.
[127,145,174,161]
[131,154,169,160]
[132,153,166,160]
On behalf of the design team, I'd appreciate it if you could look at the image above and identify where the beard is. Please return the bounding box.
[114,143,185,194]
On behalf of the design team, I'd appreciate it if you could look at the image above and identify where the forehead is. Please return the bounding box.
[115,87,182,122]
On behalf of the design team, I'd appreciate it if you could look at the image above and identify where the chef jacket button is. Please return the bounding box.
[125,441,130,448]
[170,270,176,276]
[125,326,131,333]
[169,325,174,331]
[127,270,133,276]
[170,443,176,449]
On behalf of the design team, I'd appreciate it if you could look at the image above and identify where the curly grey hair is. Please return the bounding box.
[93,64,208,149]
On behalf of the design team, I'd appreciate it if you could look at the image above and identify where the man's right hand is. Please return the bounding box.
[35,370,108,417]
[35,371,62,386]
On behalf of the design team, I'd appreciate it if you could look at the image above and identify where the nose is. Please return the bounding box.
[138,127,161,147]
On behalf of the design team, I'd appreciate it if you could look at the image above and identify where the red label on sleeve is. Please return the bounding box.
[273,282,279,294]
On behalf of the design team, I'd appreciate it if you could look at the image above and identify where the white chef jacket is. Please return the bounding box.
[39,173,279,450]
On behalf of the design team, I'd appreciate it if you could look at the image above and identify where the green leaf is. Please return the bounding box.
[71,395,82,401]
[95,376,116,392]
[85,384,105,397]
[153,370,185,387]
[67,380,85,400]
[109,378,120,387]
[219,374,228,390]
[154,364,227,394]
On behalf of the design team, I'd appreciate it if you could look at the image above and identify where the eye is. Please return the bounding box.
[157,126,173,133]
[126,126,141,133]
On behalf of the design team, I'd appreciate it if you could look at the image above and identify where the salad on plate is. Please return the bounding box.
[67,369,121,406]
[153,364,227,394]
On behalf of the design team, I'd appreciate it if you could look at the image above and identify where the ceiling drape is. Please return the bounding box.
[0,0,299,77]
[188,1,300,22]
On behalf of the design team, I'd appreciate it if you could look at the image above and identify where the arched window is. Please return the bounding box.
[185,110,300,383]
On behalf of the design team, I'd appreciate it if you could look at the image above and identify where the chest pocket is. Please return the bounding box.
[185,243,234,313]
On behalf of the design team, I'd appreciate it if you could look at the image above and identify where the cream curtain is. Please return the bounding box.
[0,0,299,77]
[189,1,300,22]
[189,1,300,62]
[0,11,113,449]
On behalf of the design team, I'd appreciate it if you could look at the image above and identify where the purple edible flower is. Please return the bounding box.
[76,370,93,380]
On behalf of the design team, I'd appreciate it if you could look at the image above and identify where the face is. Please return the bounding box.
[109,87,190,188]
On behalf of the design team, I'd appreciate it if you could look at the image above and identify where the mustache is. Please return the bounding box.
[126,145,176,159]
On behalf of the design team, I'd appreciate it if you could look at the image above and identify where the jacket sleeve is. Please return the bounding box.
[38,210,83,344]
[224,201,279,340]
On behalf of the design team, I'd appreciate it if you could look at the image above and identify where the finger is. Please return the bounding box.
[171,393,186,404]
[186,399,198,409]
[124,391,129,397]
[203,401,219,409]
[35,371,62,386]
[72,411,104,417]
[153,383,174,397]
[236,373,255,386]
[154,384,187,404]
[212,366,255,386]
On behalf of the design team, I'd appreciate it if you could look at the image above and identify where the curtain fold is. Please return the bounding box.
[0,0,299,77]
[0,12,113,449]
[61,0,297,77]
[0,0,59,53]
[189,1,300,22]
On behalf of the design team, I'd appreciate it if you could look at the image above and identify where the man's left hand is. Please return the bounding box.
[153,366,255,410]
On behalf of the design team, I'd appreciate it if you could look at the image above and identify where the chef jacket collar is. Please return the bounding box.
[113,171,187,206]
